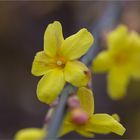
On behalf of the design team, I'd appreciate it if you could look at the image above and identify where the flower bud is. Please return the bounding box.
[67,95,80,108]
[71,108,88,125]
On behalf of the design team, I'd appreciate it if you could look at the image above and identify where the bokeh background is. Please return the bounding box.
[0,1,140,139]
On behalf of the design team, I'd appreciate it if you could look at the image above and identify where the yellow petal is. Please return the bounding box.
[15,128,45,140]
[127,32,140,79]
[92,51,113,73]
[112,114,120,122]
[31,51,56,76]
[60,28,94,60]
[88,114,126,136]
[44,21,64,57]
[37,69,65,104]
[59,123,75,136]
[76,129,94,138]
[77,87,94,116]
[64,61,90,87]
[107,25,128,51]
[131,61,140,79]
[107,68,130,100]
[59,113,75,136]
[127,31,140,52]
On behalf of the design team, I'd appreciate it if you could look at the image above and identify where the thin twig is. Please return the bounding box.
[45,85,76,139]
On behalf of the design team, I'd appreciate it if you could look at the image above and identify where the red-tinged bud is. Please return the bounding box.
[67,95,80,108]
[71,108,88,125]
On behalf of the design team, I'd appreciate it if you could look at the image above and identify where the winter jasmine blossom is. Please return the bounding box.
[92,25,140,99]
[60,87,126,137]
[31,21,94,104]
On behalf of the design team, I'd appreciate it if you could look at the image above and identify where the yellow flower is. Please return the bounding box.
[14,128,45,140]
[92,25,140,99]
[60,87,126,137]
[31,21,94,104]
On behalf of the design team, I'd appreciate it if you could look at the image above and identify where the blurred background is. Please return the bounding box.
[0,1,140,139]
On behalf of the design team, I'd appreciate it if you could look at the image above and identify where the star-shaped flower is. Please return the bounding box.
[31,21,94,104]
[60,87,126,137]
[92,25,140,99]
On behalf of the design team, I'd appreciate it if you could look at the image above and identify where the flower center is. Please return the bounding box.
[114,53,128,65]
[56,60,63,66]
[55,56,66,68]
